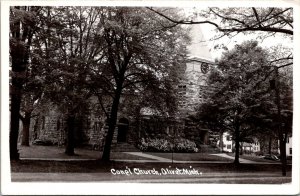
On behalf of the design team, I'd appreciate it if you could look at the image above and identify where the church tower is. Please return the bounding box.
[178,25,215,115]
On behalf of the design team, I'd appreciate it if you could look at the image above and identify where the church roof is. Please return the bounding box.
[187,25,214,62]
[187,56,215,64]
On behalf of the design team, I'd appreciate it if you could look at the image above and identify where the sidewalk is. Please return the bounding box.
[211,153,256,163]
[18,145,282,164]
[18,145,233,163]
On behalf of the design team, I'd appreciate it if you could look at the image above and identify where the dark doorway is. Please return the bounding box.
[117,118,129,142]
[200,130,209,145]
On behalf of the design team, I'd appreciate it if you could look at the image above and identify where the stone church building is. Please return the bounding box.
[22,25,215,150]
[177,25,215,145]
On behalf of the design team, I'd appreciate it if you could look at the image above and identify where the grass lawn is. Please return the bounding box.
[19,145,153,160]
[11,146,292,184]
[111,152,154,160]
[11,160,292,174]
[226,153,292,164]
[144,152,231,162]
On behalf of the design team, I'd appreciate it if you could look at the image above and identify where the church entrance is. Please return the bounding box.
[117,118,129,142]
[200,130,209,145]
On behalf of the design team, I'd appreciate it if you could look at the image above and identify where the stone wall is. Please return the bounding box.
[38,110,62,144]
[25,103,209,150]
[27,102,109,150]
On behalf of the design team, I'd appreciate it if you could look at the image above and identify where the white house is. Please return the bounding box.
[286,136,292,156]
[278,136,292,156]
[241,139,260,154]
[218,132,233,152]
[218,132,260,153]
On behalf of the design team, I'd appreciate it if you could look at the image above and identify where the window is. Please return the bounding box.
[226,135,231,141]
[227,144,231,149]
[290,148,292,155]
[42,116,45,129]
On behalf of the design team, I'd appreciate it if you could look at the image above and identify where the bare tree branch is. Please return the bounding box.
[147,7,293,35]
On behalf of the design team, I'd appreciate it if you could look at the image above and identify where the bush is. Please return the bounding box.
[32,139,54,146]
[137,138,172,152]
[137,137,198,153]
[174,138,198,152]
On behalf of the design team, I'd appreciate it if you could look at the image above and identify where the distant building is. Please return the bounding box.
[217,132,261,154]
[220,132,233,152]
[243,139,260,154]
[278,136,292,157]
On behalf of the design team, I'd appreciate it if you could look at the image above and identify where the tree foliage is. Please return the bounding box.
[9,6,40,159]
[9,6,189,159]
[92,7,189,160]
[194,40,292,164]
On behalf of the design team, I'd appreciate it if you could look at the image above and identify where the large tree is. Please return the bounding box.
[19,65,45,146]
[14,6,105,155]
[9,6,40,159]
[38,7,105,155]
[196,41,278,164]
[150,7,293,175]
[91,7,189,161]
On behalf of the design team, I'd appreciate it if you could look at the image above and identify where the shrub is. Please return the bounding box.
[137,138,172,152]
[32,139,54,146]
[137,137,198,152]
[174,138,198,153]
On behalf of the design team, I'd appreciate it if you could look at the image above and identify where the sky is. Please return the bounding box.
[201,22,293,59]
[200,24,293,60]
[181,7,293,60]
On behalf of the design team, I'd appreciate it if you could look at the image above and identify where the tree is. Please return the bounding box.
[195,41,275,164]
[150,7,293,175]
[90,7,189,161]
[269,65,292,176]
[147,7,293,36]
[9,6,40,159]
[19,68,44,146]
[15,6,104,155]
[38,7,105,155]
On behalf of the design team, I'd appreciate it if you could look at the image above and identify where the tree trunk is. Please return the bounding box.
[240,142,243,155]
[10,6,32,160]
[219,131,223,152]
[273,67,286,176]
[10,94,22,160]
[268,135,272,154]
[21,111,31,146]
[279,134,287,176]
[10,29,23,160]
[65,114,75,155]
[102,85,122,161]
[234,124,240,165]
